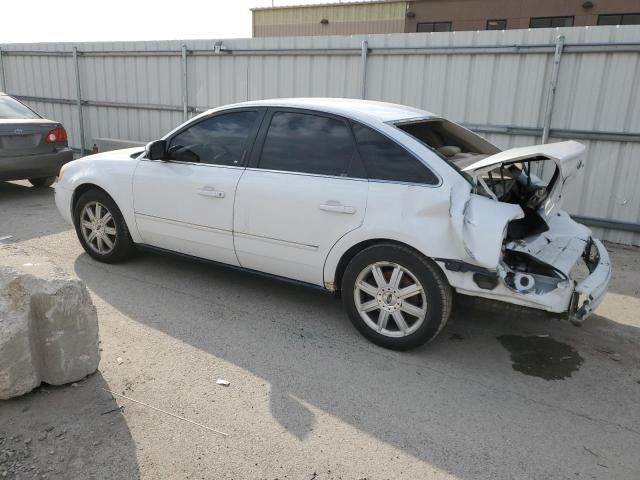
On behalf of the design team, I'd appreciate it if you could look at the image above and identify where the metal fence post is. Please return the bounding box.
[541,34,565,144]
[72,46,86,155]
[181,45,188,122]
[0,48,6,93]
[360,40,368,99]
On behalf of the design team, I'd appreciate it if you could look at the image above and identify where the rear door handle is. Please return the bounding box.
[319,203,356,214]
[197,187,225,198]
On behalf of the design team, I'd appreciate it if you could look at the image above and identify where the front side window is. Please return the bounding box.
[258,111,354,176]
[352,123,438,185]
[417,22,452,32]
[529,16,574,28]
[0,96,40,120]
[168,111,258,165]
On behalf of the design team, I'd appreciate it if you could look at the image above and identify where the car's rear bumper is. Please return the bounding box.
[445,234,611,321]
[569,238,612,324]
[0,147,73,181]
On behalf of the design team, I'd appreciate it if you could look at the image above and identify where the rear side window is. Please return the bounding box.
[0,96,40,119]
[168,111,258,166]
[352,123,438,185]
[259,112,354,176]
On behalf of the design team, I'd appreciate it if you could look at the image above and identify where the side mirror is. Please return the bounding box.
[145,140,167,160]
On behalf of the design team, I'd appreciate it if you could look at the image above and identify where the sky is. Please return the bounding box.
[0,0,349,44]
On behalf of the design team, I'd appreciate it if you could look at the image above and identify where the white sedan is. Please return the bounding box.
[55,98,611,350]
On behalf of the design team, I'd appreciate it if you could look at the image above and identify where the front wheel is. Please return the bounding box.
[341,244,452,350]
[73,189,135,263]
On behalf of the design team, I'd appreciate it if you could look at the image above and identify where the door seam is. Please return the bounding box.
[232,167,248,267]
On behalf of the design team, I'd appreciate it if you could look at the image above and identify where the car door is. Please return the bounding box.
[233,108,368,286]
[133,108,263,265]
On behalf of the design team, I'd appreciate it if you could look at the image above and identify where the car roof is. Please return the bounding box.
[210,98,437,124]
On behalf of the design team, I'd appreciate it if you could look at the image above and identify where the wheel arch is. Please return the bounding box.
[72,183,111,213]
[329,237,448,296]
[71,181,141,243]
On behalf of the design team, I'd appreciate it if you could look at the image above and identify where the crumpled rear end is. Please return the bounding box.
[569,238,612,324]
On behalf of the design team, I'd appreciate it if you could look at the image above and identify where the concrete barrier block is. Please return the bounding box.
[0,267,99,400]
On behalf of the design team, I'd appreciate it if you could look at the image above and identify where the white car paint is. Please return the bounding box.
[56,147,144,242]
[133,160,243,265]
[55,98,611,324]
[234,169,368,285]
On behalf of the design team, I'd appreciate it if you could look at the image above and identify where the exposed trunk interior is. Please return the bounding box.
[397,120,588,296]
[396,118,560,242]
[473,158,559,240]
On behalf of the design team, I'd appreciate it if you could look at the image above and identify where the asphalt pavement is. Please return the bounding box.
[1,180,639,480]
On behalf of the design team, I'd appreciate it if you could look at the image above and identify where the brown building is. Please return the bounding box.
[252,0,640,37]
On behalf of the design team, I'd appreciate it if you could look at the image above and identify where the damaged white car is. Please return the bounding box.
[55,98,611,350]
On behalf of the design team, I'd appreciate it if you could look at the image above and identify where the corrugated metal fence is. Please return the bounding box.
[1,26,639,244]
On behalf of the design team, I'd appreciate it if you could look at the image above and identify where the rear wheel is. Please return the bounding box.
[342,244,452,350]
[73,189,135,263]
[28,176,56,188]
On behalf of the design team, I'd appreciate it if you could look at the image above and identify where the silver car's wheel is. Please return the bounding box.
[354,261,427,338]
[79,201,117,255]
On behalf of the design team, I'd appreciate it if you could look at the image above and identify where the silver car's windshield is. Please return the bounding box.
[0,95,40,120]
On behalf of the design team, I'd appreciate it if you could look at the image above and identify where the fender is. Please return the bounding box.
[61,153,143,243]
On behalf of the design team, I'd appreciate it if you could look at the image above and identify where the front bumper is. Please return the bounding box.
[54,184,74,225]
[569,238,612,324]
[0,147,73,181]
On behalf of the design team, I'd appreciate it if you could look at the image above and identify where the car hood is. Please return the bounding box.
[86,147,144,162]
[461,140,586,215]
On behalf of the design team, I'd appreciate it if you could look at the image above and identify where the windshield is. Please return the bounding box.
[0,95,40,120]
[396,118,500,170]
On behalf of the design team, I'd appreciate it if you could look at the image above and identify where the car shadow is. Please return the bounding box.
[0,181,71,242]
[72,249,640,479]
[0,372,140,479]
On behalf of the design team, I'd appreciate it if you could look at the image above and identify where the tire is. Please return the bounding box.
[341,243,452,350]
[28,176,56,188]
[73,189,135,263]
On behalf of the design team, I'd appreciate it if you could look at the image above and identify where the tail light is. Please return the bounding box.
[45,127,68,143]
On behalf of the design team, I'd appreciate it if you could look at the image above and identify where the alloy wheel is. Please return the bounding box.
[80,201,117,255]
[353,261,427,338]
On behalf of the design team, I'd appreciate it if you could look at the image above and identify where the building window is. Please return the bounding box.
[529,16,574,28]
[417,22,452,33]
[598,13,640,25]
[486,19,507,30]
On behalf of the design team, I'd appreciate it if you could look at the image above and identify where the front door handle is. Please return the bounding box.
[319,202,356,214]
[197,187,225,198]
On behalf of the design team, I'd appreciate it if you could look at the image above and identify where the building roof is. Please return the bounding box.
[251,0,409,12]
[211,97,435,123]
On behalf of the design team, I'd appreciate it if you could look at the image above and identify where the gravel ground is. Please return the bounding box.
[1,180,639,480]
